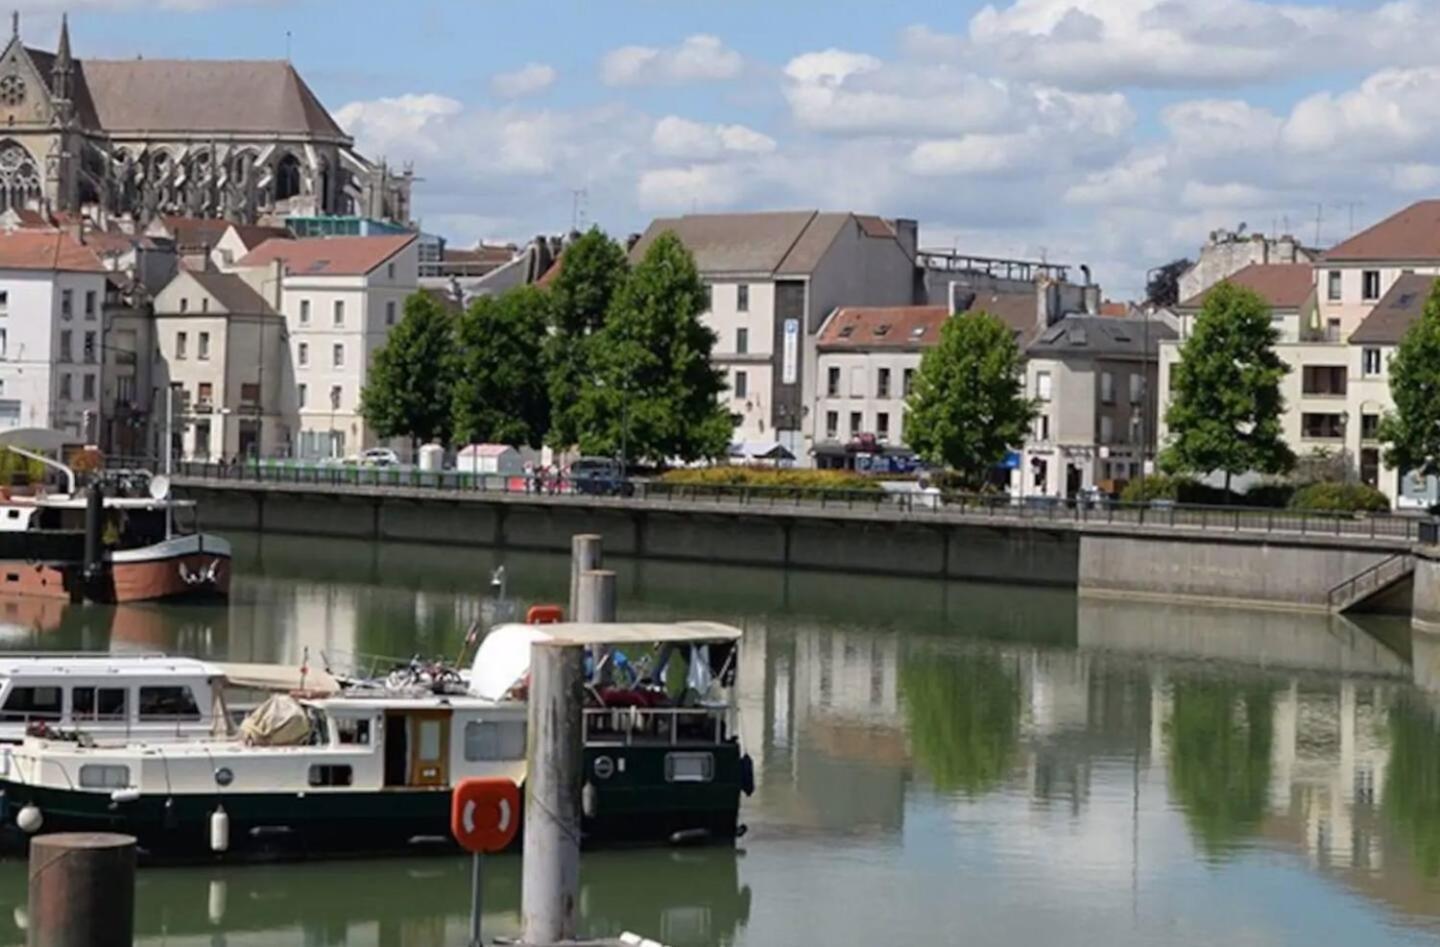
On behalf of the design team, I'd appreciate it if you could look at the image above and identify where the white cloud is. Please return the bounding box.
[334,94,465,160]
[600,34,743,87]
[490,63,556,99]
[637,164,748,213]
[1280,67,1440,160]
[651,116,775,160]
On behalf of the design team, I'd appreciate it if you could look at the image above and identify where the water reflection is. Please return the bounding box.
[902,648,1021,797]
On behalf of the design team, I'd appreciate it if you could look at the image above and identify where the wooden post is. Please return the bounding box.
[575,569,617,624]
[28,833,136,947]
[568,534,603,620]
[521,641,584,945]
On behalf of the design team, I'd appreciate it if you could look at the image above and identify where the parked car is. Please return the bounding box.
[569,457,633,496]
[359,448,401,468]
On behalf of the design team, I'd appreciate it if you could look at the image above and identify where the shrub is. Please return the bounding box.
[1289,481,1390,513]
[659,466,881,492]
[1121,474,1194,503]
[1241,483,1296,509]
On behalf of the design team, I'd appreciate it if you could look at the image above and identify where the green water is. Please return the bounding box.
[1,532,1440,946]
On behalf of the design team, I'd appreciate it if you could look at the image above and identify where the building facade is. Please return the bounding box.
[1178,229,1315,303]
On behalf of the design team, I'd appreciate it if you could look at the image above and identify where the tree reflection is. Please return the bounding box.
[1166,678,1274,858]
[901,648,1020,796]
[1383,695,1440,877]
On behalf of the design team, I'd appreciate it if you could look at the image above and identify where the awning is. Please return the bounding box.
[728,441,796,461]
[216,662,341,695]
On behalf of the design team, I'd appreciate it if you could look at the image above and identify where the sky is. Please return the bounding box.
[21,0,1440,297]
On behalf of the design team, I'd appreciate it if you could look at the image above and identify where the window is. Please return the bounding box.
[850,366,864,398]
[1129,374,1144,405]
[1327,270,1342,301]
[736,284,749,313]
[197,382,213,406]
[1100,415,1114,443]
[665,751,714,783]
[825,410,838,439]
[60,288,72,319]
[297,383,308,409]
[827,366,841,397]
[0,685,61,721]
[337,718,370,745]
[0,290,7,315]
[1301,412,1344,439]
[1038,414,1050,441]
[333,300,345,327]
[198,331,210,361]
[72,686,127,721]
[387,262,396,280]
[241,382,260,405]
[1361,447,1380,487]
[1325,317,1342,342]
[704,284,713,311]
[849,411,862,436]
[84,290,96,318]
[175,331,187,360]
[877,368,891,399]
[59,373,72,400]
[79,765,130,789]
[82,373,95,401]
[1362,270,1381,301]
[60,330,72,362]
[877,412,890,439]
[736,327,748,354]
[299,299,311,325]
[117,376,133,403]
[386,300,397,326]
[1361,413,1381,441]
[201,297,209,314]
[1036,371,1052,402]
[333,343,344,368]
[1301,365,1347,396]
[137,686,201,721]
[903,367,915,396]
[0,328,7,359]
[1363,347,1383,377]
[330,385,342,410]
[734,370,748,399]
[83,331,95,363]
[298,341,309,366]
[179,297,188,314]
[1100,372,1115,404]
[464,719,527,761]
[308,765,353,787]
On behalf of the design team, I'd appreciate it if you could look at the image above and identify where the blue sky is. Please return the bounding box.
[29,0,1440,297]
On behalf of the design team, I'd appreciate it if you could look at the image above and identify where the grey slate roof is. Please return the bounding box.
[185,270,274,315]
[1026,315,1177,358]
[1349,273,1438,344]
[629,210,897,276]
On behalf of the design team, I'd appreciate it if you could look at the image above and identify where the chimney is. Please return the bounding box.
[270,258,283,310]
[893,218,918,259]
[947,281,975,316]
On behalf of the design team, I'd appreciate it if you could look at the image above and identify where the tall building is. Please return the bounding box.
[0,15,411,226]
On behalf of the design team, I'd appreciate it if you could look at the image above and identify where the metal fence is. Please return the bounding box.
[168,460,1430,543]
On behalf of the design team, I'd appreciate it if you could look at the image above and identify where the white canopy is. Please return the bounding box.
[216,662,341,695]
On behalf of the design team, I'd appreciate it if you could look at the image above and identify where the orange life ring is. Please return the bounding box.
[526,604,564,625]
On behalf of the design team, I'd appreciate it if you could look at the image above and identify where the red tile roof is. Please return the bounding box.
[237,234,416,277]
[1179,263,1314,309]
[818,305,949,349]
[0,230,106,273]
[1325,200,1440,262]
[1099,301,1130,317]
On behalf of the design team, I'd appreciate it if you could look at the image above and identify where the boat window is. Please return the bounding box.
[308,764,353,787]
[0,686,62,721]
[464,720,527,761]
[72,687,127,721]
[337,717,370,745]
[417,720,443,760]
[137,686,202,721]
[664,752,714,783]
[79,764,130,789]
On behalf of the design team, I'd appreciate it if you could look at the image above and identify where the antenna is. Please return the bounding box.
[569,188,588,233]
[285,30,292,62]
[1313,203,1325,247]
[1332,200,1364,236]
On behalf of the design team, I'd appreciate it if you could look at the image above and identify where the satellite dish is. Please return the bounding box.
[149,474,171,501]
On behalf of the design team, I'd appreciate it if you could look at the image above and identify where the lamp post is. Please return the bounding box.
[1139,265,1165,487]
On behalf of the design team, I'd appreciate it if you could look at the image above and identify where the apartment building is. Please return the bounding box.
[630,212,917,455]
[151,270,287,460]
[231,233,418,461]
[0,229,108,440]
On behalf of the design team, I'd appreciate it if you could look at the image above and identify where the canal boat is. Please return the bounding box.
[0,622,752,859]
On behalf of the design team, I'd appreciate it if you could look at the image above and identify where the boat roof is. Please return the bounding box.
[493,621,743,646]
[0,654,222,678]
[1,496,195,510]
[214,662,340,695]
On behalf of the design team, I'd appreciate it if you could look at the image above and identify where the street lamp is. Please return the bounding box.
[1139,264,1166,487]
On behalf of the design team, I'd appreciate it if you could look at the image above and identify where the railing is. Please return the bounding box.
[583,706,726,746]
[1327,552,1416,612]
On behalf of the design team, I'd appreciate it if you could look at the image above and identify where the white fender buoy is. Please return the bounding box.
[16,805,41,834]
[209,806,229,853]
[582,781,598,819]
[12,905,27,931]
[207,879,227,924]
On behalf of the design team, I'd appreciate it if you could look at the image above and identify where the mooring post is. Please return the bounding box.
[521,641,585,945]
[568,534,603,619]
[575,569,617,624]
[28,832,136,947]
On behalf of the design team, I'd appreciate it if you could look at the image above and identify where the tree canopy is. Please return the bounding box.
[360,291,456,447]
[450,286,551,448]
[1160,281,1294,488]
[903,311,1034,487]
[1378,278,1440,476]
[545,228,630,450]
[573,231,731,463]
[1146,258,1192,308]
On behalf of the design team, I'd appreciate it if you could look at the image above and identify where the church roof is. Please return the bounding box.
[237,233,416,277]
[0,230,106,273]
[73,59,346,138]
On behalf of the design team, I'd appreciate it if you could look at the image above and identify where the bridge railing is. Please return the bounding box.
[168,460,1428,542]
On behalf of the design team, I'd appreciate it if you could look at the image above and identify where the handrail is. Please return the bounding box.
[1327,552,1415,611]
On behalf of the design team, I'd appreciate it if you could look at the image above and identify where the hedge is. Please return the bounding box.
[1288,482,1390,513]
[659,467,881,491]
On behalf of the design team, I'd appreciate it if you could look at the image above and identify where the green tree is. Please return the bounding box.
[360,292,457,448]
[1161,281,1295,491]
[904,311,1034,487]
[1378,278,1440,477]
[574,232,731,463]
[544,229,630,449]
[450,287,551,447]
[901,648,1021,796]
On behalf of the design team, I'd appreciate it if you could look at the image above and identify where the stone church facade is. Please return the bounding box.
[0,14,411,227]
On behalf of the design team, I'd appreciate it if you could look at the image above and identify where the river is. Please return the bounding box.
[0,532,1439,946]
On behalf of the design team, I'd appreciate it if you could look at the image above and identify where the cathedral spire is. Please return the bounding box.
[11,11,18,41]
[56,14,71,69]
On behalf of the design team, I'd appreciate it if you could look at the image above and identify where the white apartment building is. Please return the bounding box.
[152,270,288,460]
[231,233,418,461]
[630,212,917,457]
[0,229,108,440]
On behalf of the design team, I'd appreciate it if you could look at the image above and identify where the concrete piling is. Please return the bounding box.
[575,570,617,624]
[521,640,585,945]
[568,534,603,619]
[27,832,136,947]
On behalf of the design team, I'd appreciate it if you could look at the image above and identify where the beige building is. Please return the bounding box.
[1178,228,1315,303]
